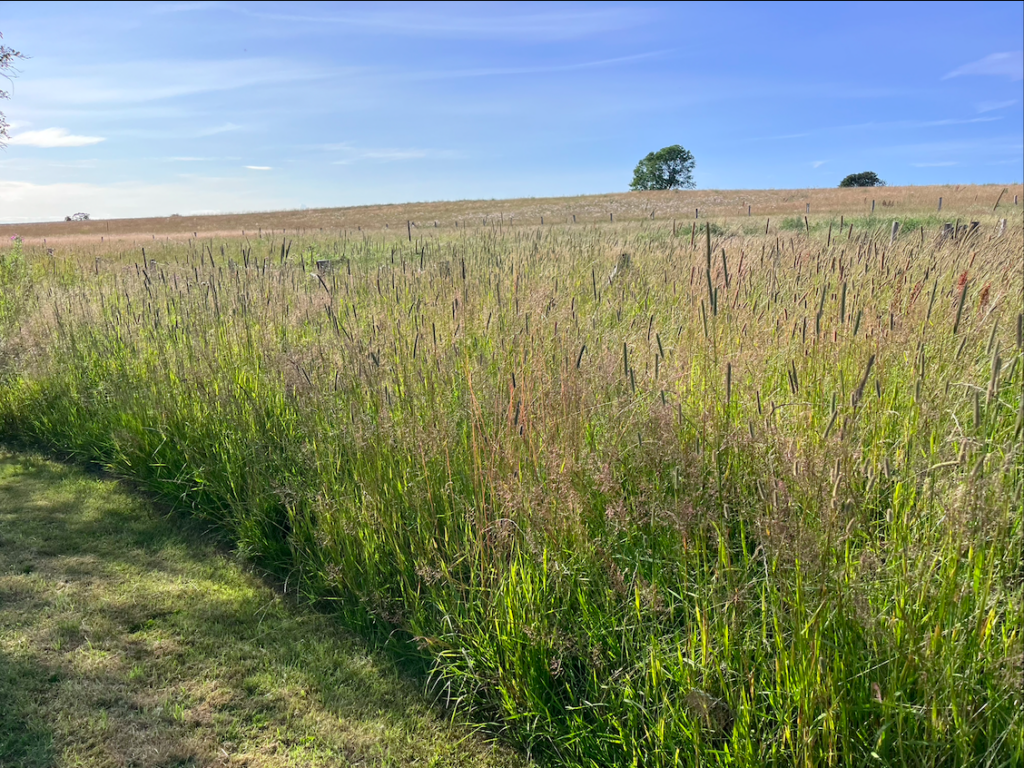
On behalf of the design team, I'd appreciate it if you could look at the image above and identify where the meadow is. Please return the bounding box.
[1,186,1021,766]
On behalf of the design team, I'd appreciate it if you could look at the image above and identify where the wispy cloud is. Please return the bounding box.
[244,165,272,170]
[833,116,1001,131]
[976,99,1017,113]
[0,157,98,170]
[150,1,221,13]
[918,116,1001,127]
[7,127,106,148]
[943,52,1024,80]
[811,160,827,168]
[912,161,958,167]
[749,115,1000,142]
[875,137,1024,155]
[325,144,465,164]
[21,59,336,107]
[197,123,243,137]
[747,132,810,142]
[237,6,653,42]
[404,51,671,81]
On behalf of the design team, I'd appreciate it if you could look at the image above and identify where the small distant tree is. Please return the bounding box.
[839,172,885,188]
[1,32,27,148]
[630,145,696,191]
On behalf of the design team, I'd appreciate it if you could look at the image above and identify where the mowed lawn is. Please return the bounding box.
[0,451,531,768]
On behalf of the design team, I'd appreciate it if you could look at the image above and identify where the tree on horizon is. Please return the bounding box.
[839,171,886,188]
[630,145,696,191]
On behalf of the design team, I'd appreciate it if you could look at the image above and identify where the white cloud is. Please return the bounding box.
[244,165,272,170]
[811,160,827,168]
[976,99,1017,113]
[7,127,106,147]
[943,52,1023,81]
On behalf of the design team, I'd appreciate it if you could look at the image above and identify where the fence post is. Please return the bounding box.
[938,197,942,212]
[871,200,875,213]
[890,221,900,245]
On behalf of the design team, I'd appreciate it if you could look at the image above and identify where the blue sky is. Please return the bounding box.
[1,1,1022,222]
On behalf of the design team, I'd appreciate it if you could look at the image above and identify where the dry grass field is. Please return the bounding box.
[1,184,1022,767]
[2,184,1019,248]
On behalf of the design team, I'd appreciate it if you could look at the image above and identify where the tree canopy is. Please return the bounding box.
[838,172,885,188]
[630,145,695,191]
[1,32,26,148]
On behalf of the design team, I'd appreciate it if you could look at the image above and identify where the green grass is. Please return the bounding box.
[0,212,1021,766]
[0,451,533,768]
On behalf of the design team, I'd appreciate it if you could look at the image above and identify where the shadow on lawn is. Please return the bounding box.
[0,650,55,768]
[0,451,528,768]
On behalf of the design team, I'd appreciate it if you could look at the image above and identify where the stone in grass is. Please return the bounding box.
[609,252,631,284]
[684,688,734,737]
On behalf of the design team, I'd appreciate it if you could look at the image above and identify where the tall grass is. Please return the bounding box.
[1,213,1021,766]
